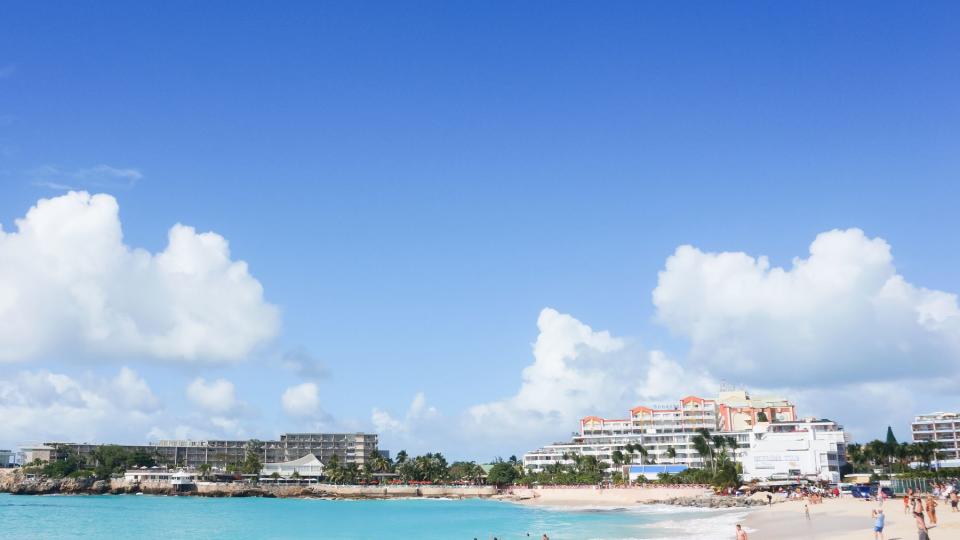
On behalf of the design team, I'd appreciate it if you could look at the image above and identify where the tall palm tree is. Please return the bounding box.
[665,446,677,464]
[691,434,712,472]
[724,436,739,467]
[637,444,649,464]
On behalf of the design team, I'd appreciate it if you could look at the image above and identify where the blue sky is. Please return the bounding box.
[0,2,958,460]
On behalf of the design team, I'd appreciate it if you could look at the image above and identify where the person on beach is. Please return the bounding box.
[872,508,885,540]
[766,492,772,506]
[804,504,810,520]
[950,491,958,512]
[905,494,911,514]
[915,509,931,540]
[735,523,748,540]
[926,495,937,525]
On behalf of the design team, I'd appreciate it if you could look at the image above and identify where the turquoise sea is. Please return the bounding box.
[0,494,746,539]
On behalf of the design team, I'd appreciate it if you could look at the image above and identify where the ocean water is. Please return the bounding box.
[0,494,747,539]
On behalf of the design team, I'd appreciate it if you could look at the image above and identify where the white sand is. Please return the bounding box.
[510,486,712,506]
[744,497,960,540]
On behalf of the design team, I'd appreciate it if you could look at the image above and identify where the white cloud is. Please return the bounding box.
[146,424,212,442]
[111,367,161,413]
[372,392,438,434]
[0,367,161,447]
[282,382,321,417]
[0,191,280,363]
[653,228,960,388]
[31,164,143,190]
[186,377,238,413]
[465,308,703,455]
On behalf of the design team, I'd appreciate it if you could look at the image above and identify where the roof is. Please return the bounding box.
[264,453,323,467]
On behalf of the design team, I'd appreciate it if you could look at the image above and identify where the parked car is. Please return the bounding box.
[849,484,872,498]
[870,485,894,498]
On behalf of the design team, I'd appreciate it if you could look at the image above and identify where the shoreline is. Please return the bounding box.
[744,496,960,540]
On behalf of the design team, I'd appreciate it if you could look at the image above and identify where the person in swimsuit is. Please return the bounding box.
[950,491,958,512]
[873,508,885,540]
[926,495,938,525]
[916,509,930,540]
[735,523,748,540]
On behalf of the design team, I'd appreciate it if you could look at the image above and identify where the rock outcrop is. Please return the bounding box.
[0,470,498,500]
[645,494,786,508]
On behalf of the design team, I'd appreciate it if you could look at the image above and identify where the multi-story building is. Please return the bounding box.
[525,394,749,472]
[912,412,960,462]
[0,449,12,467]
[741,418,847,483]
[40,433,380,470]
[524,391,846,482]
[717,391,797,431]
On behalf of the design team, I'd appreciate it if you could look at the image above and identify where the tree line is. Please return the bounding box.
[845,427,947,475]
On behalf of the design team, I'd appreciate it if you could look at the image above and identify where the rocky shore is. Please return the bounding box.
[644,492,786,509]
[0,470,497,499]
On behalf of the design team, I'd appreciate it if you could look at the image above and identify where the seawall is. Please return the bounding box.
[0,470,497,499]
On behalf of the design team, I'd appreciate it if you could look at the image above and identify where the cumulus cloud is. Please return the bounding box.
[282,382,321,417]
[186,377,238,413]
[0,367,161,447]
[372,392,438,434]
[0,191,280,363]
[465,308,703,454]
[653,228,960,387]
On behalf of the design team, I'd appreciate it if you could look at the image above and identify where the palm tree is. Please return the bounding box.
[691,433,712,472]
[846,443,867,473]
[866,439,890,472]
[724,436,739,468]
[665,446,677,464]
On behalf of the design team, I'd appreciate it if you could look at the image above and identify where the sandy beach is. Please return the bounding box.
[509,486,712,506]
[745,496,960,540]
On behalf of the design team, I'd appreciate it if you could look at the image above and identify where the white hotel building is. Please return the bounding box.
[911,412,960,466]
[524,391,848,483]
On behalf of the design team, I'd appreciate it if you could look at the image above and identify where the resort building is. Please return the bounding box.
[0,449,12,467]
[717,390,797,431]
[740,418,847,483]
[123,467,175,483]
[37,432,381,470]
[911,412,960,463]
[523,391,847,482]
[260,453,324,480]
[20,445,56,464]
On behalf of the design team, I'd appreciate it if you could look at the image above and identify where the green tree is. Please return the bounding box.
[885,426,898,447]
[90,445,135,480]
[756,411,768,422]
[487,462,520,487]
[665,446,677,463]
[691,431,713,472]
[198,463,212,480]
[241,440,263,475]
